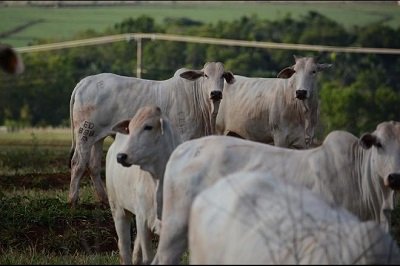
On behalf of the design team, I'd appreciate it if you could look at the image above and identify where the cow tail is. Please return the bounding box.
[69,80,81,169]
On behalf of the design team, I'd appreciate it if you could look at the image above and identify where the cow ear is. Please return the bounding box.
[111,120,130,135]
[223,71,235,84]
[277,67,295,79]
[317,63,333,72]
[180,70,204,81]
[359,133,378,149]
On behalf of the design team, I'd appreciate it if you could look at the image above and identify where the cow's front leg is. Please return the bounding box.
[381,208,391,233]
[112,207,133,265]
[273,132,289,148]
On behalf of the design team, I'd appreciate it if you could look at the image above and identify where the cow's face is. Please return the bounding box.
[359,121,400,190]
[277,56,332,100]
[112,106,164,168]
[179,62,235,102]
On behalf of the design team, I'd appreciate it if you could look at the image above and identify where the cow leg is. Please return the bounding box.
[69,147,90,207]
[113,207,133,265]
[134,217,154,264]
[153,204,188,264]
[132,232,142,265]
[89,139,108,205]
[381,208,391,233]
[273,133,289,148]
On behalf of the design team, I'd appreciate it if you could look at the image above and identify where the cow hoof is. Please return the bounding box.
[98,201,109,210]
[68,201,78,209]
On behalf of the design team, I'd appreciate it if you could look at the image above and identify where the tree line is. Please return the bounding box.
[0,11,399,139]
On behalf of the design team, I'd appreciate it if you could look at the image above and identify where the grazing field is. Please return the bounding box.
[0,127,400,264]
[0,128,121,264]
[1,2,400,47]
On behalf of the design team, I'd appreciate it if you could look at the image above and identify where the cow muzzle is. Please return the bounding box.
[387,173,400,190]
[117,153,132,167]
[295,90,308,100]
[210,91,222,101]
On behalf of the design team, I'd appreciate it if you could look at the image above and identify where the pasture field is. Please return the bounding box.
[0,128,121,264]
[1,127,400,264]
[1,1,400,47]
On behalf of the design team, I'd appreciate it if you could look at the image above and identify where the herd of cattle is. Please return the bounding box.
[67,56,400,264]
[4,54,381,264]
[1,41,399,263]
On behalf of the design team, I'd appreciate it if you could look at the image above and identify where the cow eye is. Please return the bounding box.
[144,125,153,131]
[375,142,383,149]
[204,74,209,78]
[311,70,317,75]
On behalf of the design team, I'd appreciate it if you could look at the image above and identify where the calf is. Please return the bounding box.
[106,106,181,264]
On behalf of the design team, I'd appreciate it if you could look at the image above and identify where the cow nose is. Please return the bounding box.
[210,91,222,101]
[117,153,128,165]
[388,173,400,190]
[295,90,307,100]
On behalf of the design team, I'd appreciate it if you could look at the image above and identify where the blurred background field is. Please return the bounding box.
[1,1,400,47]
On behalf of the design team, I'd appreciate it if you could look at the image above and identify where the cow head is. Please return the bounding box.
[0,43,24,75]
[179,62,235,102]
[277,55,332,100]
[111,106,173,174]
[359,121,400,190]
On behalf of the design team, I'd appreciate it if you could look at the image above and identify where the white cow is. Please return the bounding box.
[106,106,182,264]
[69,62,235,206]
[153,121,400,264]
[0,43,24,75]
[189,171,400,264]
[216,55,332,148]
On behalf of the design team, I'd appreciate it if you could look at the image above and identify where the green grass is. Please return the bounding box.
[0,248,119,265]
[1,2,400,47]
[0,186,119,264]
[1,128,400,264]
[0,128,113,176]
[0,127,113,146]
[0,128,120,264]
[0,128,72,146]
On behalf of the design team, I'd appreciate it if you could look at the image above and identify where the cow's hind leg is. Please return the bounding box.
[153,202,188,264]
[69,147,90,207]
[89,139,108,205]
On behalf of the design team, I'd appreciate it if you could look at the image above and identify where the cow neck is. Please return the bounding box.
[304,82,319,145]
[154,120,182,221]
[156,77,213,139]
[352,141,387,220]
[142,122,182,181]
